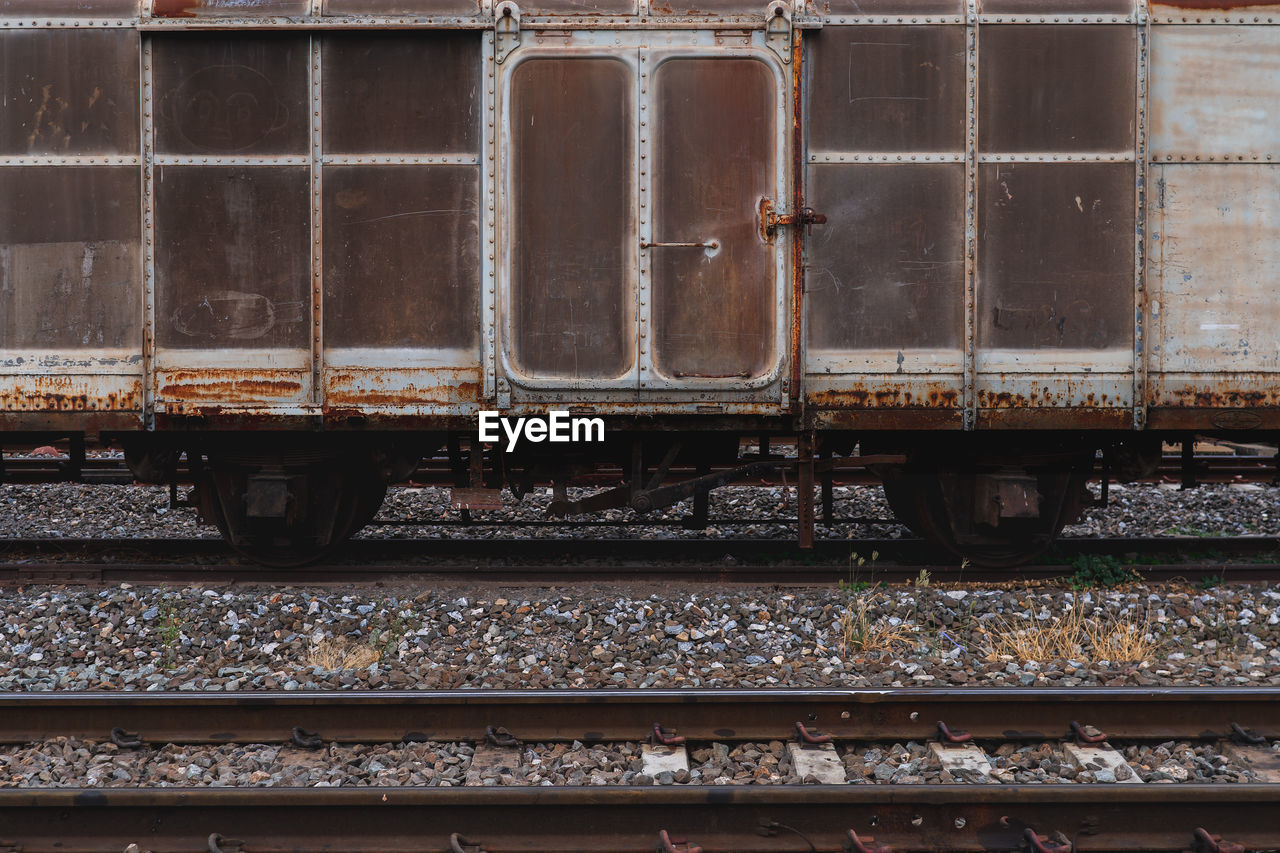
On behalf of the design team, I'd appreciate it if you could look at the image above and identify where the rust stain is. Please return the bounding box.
[149,0,199,15]
[807,384,961,409]
[0,378,142,413]
[159,372,302,401]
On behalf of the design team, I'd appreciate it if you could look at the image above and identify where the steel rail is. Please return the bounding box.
[1,785,1277,852]
[1,534,1276,560]
[6,559,1280,587]
[3,688,1279,746]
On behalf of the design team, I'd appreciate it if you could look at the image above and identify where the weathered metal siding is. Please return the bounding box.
[803,24,967,427]
[0,25,144,424]
[319,31,483,417]
[1147,19,1280,428]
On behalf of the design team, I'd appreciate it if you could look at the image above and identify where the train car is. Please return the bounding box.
[0,0,1276,565]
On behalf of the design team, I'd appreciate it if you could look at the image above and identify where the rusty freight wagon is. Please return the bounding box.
[0,0,1276,565]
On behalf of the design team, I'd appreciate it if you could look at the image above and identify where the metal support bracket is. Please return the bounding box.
[494,1,521,63]
[765,1,792,63]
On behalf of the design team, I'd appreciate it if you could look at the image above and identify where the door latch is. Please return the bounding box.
[759,198,827,241]
[494,1,520,63]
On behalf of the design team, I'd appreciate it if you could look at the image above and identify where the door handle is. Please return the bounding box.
[641,240,720,249]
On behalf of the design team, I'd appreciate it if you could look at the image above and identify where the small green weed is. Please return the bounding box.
[839,550,880,595]
[1067,554,1143,590]
[157,600,183,656]
[1196,574,1225,590]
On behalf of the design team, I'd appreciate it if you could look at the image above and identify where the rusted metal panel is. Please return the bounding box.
[826,0,963,13]
[1149,164,1280,408]
[976,367,1133,407]
[980,0,1136,13]
[518,0,637,14]
[649,0,769,14]
[323,365,481,411]
[321,33,479,155]
[978,407,1132,429]
[322,165,480,350]
[979,25,1136,153]
[152,35,308,156]
[806,164,965,352]
[808,26,965,153]
[153,166,310,350]
[506,57,635,382]
[0,375,142,413]
[1150,26,1280,160]
[322,0,480,13]
[651,57,775,381]
[0,31,139,156]
[0,167,142,351]
[978,162,1134,351]
[0,0,140,14]
[154,367,309,407]
[150,0,310,16]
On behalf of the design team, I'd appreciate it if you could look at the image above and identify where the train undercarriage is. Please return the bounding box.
[106,429,1186,568]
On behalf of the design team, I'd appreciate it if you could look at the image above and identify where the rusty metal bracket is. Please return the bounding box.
[656,830,703,853]
[494,1,520,63]
[937,721,972,744]
[1023,828,1072,853]
[795,721,832,745]
[110,728,143,749]
[1229,722,1267,745]
[651,723,686,747]
[207,834,245,853]
[486,725,521,748]
[764,1,791,63]
[845,829,893,853]
[1069,721,1107,745]
[1192,828,1246,853]
[290,727,323,749]
[451,833,490,853]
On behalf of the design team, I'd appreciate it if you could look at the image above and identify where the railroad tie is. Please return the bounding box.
[1062,743,1144,784]
[928,742,993,782]
[641,743,690,779]
[786,742,846,785]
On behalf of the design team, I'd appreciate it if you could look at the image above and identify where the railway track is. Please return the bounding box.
[0,535,1277,586]
[3,688,1279,851]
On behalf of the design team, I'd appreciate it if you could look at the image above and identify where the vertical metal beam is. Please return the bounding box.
[788,27,804,415]
[141,36,156,429]
[963,0,979,431]
[1133,1,1150,431]
[310,32,324,409]
[483,26,497,402]
[797,429,814,548]
[638,47,652,394]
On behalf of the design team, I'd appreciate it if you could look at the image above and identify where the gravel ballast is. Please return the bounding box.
[3,736,1273,788]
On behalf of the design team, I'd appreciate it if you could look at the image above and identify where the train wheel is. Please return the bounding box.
[878,455,1093,568]
[197,451,388,568]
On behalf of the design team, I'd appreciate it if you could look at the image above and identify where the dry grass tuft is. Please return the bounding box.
[839,594,916,654]
[304,636,380,670]
[980,605,1155,664]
